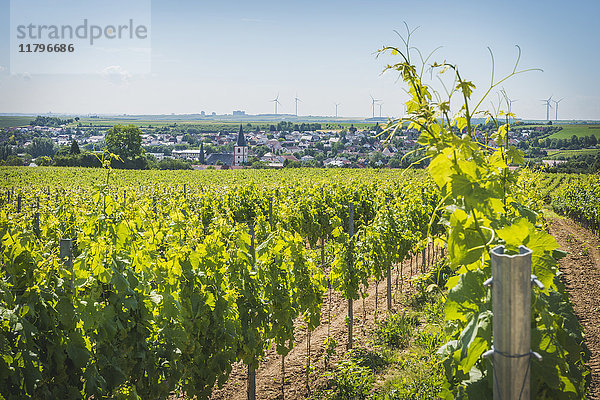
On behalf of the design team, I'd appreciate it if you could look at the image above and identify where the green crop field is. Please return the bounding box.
[549,124,600,139]
[0,116,34,128]
[516,123,600,139]
[546,148,600,159]
[71,117,375,131]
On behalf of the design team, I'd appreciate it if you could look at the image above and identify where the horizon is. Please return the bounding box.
[1,0,599,120]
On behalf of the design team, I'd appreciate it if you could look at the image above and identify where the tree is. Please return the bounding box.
[199,142,205,164]
[4,155,23,166]
[26,137,56,158]
[0,143,12,161]
[36,156,53,166]
[105,124,142,159]
[70,140,80,154]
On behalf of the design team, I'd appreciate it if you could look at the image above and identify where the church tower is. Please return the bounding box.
[234,124,248,166]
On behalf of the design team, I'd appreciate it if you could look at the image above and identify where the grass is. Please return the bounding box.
[313,285,447,400]
[548,124,600,139]
[0,116,33,128]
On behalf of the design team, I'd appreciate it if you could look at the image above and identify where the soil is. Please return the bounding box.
[206,245,440,400]
[548,216,600,399]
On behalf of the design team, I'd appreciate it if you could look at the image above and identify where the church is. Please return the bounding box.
[205,124,248,167]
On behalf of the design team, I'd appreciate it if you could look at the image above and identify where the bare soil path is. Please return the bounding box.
[549,216,600,399]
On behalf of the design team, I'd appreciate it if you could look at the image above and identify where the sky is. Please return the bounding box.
[0,0,599,120]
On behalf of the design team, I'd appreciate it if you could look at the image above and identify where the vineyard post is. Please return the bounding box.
[34,212,39,235]
[347,202,354,350]
[17,194,21,213]
[268,197,273,231]
[421,247,425,273]
[385,197,392,311]
[184,184,187,198]
[60,239,74,291]
[484,245,542,400]
[248,223,256,400]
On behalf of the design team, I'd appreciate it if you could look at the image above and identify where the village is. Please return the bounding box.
[1,118,542,169]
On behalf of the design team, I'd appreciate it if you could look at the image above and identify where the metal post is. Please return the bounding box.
[34,213,40,234]
[347,202,354,350]
[268,197,273,231]
[487,245,534,400]
[184,184,187,198]
[385,197,392,310]
[248,223,256,400]
[60,239,74,290]
[17,194,21,213]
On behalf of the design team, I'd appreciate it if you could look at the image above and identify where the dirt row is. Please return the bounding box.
[549,216,600,399]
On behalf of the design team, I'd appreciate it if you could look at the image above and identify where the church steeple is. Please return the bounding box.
[234,124,248,166]
[199,142,205,164]
[236,124,247,147]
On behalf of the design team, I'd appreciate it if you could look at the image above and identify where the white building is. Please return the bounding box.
[172,149,204,161]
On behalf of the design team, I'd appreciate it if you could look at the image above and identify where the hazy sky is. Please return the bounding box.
[1,0,599,120]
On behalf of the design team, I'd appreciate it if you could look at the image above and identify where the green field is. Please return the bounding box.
[0,116,34,128]
[72,117,375,131]
[545,148,600,159]
[516,123,600,139]
[549,124,600,139]
[0,114,377,131]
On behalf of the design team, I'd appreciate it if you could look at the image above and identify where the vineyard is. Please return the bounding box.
[0,164,597,399]
[2,35,600,400]
[551,174,600,235]
[0,166,449,399]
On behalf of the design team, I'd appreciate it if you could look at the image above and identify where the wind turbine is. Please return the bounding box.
[540,96,553,121]
[271,94,281,115]
[335,103,341,118]
[378,102,384,118]
[507,98,518,114]
[553,98,564,121]
[370,95,380,118]
[294,94,302,116]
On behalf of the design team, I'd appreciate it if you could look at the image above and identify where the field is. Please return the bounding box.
[0,116,34,128]
[517,123,600,139]
[549,124,600,139]
[0,114,377,131]
[1,165,596,399]
[546,148,600,159]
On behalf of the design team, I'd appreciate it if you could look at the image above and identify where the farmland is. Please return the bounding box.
[1,164,595,399]
[548,124,600,139]
[0,116,33,128]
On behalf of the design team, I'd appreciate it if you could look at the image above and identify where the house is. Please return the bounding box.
[281,155,299,163]
[172,149,204,161]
